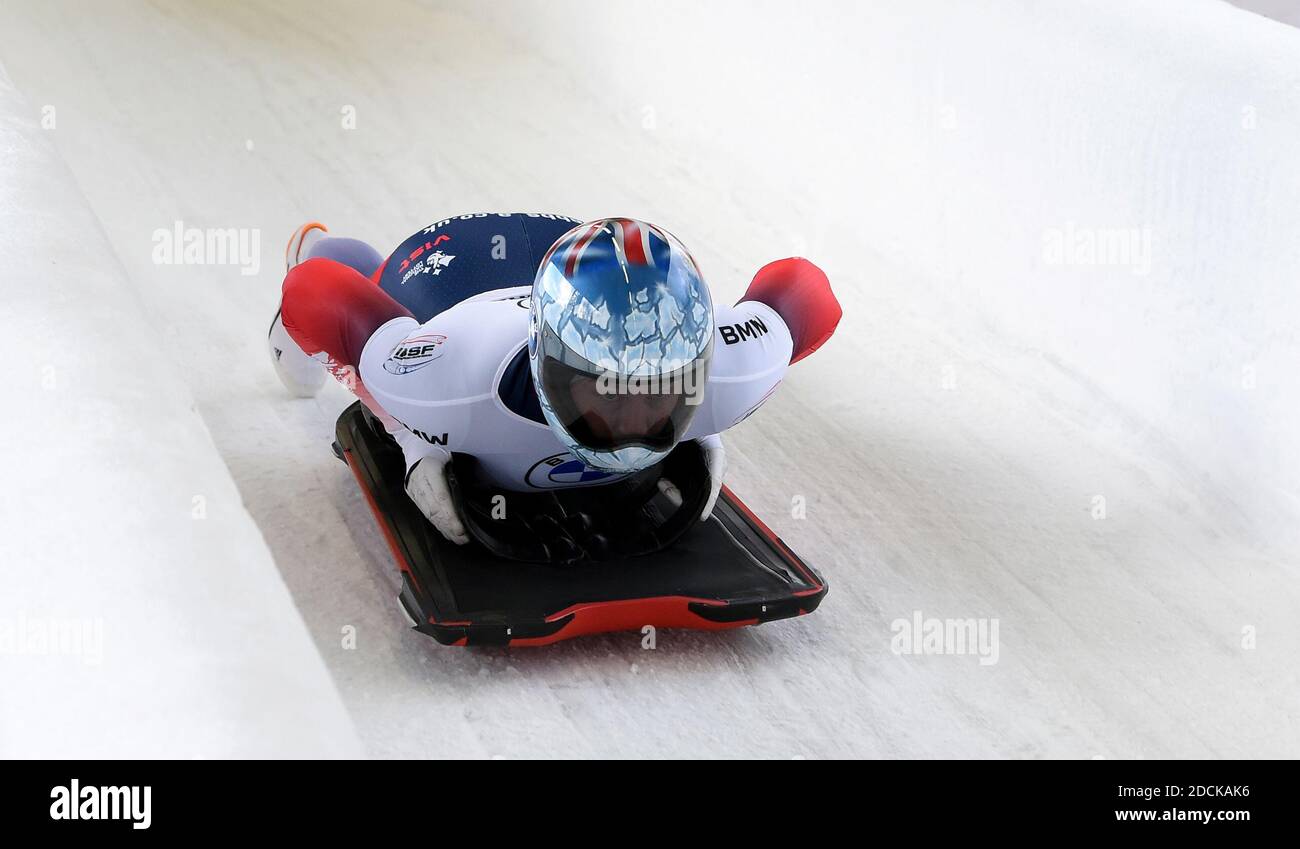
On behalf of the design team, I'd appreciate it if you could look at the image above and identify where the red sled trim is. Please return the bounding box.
[343,448,424,596]
[499,597,756,648]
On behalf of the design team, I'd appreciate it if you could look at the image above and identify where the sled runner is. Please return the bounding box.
[334,401,826,646]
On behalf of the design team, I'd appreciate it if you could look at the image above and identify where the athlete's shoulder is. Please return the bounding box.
[360,289,530,403]
[710,300,793,378]
[682,300,793,439]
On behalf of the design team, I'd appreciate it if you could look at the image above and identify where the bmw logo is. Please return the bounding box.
[525,453,617,489]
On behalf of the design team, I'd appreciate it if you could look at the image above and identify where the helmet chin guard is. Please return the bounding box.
[530,218,714,474]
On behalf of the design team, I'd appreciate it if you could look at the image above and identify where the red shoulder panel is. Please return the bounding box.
[740,258,841,364]
[281,257,412,370]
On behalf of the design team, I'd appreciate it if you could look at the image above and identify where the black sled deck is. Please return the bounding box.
[334,402,826,646]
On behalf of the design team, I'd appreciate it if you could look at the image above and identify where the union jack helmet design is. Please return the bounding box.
[530,218,714,474]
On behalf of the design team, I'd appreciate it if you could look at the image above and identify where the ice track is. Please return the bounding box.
[2,0,1297,757]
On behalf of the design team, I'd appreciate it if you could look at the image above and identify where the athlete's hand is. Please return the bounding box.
[404,453,469,545]
[697,434,726,521]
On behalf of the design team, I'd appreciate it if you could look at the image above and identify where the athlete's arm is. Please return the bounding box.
[686,258,840,438]
[281,256,487,544]
[280,257,414,376]
[357,295,527,462]
[280,256,450,473]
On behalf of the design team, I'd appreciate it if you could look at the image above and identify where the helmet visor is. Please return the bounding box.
[538,339,710,453]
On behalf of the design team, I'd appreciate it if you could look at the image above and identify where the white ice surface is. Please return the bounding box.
[0,68,360,757]
[0,0,1296,758]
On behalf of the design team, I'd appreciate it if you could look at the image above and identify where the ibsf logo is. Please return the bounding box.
[383,334,447,375]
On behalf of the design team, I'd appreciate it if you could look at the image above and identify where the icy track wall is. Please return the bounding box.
[0,69,361,757]
[462,0,1300,552]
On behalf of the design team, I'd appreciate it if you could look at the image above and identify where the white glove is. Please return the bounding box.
[404,452,470,545]
[697,434,727,521]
